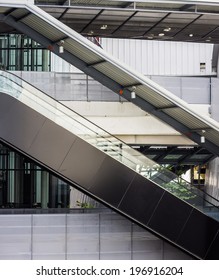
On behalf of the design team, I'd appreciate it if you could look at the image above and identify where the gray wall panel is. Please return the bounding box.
[32,214,66,259]
[0,215,31,260]
[132,224,163,260]
[181,78,210,104]
[100,213,131,260]
[67,214,99,260]
[211,78,219,122]
[151,76,181,98]
[0,212,192,260]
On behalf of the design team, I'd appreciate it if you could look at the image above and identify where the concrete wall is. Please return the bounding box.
[0,212,192,260]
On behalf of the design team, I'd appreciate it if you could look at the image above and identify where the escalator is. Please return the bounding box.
[0,71,219,259]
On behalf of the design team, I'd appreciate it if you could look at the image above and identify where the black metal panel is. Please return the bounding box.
[147,192,192,241]
[177,209,219,259]
[118,175,165,225]
[0,94,47,152]
[59,137,106,190]
[205,231,219,260]
[28,119,77,171]
[89,156,136,207]
[0,93,16,118]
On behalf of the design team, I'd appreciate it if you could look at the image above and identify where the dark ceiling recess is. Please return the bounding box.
[131,145,215,166]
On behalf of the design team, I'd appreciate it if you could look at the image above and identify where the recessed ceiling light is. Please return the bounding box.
[158,33,165,37]
[164,27,171,32]
[100,25,108,30]
[189,33,193,37]
[88,30,94,35]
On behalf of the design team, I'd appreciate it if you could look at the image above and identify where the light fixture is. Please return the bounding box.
[88,30,94,35]
[164,27,171,32]
[158,33,165,37]
[147,34,154,39]
[131,86,136,99]
[131,91,136,99]
[100,25,108,30]
[189,33,193,37]
[59,40,64,53]
[200,136,205,143]
[200,130,206,143]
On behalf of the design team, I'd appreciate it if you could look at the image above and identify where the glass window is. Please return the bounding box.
[0,34,51,71]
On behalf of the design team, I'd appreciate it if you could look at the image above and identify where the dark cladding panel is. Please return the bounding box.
[177,209,219,259]
[205,230,219,260]
[0,94,46,152]
[148,192,192,241]
[28,119,77,171]
[118,175,165,225]
[89,156,136,207]
[58,137,106,190]
[0,93,16,118]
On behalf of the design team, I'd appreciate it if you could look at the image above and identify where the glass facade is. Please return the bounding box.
[0,142,70,209]
[0,34,50,71]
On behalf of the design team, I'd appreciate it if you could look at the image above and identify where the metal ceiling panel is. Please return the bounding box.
[198,4,219,13]
[0,7,12,13]
[94,62,139,86]
[40,7,66,13]
[136,2,184,10]
[163,107,212,130]
[22,13,66,41]
[137,86,175,108]
[10,8,29,19]
[64,38,103,64]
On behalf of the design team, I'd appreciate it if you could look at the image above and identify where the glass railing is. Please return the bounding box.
[1,70,219,221]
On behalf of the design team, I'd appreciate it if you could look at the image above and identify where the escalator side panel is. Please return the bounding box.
[28,119,77,171]
[58,137,107,190]
[147,192,192,241]
[177,209,219,259]
[205,231,219,260]
[89,156,136,207]
[118,175,165,225]
[0,93,46,152]
[0,93,16,118]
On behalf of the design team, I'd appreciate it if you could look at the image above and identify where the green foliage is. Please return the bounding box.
[165,180,197,201]
[76,200,95,209]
